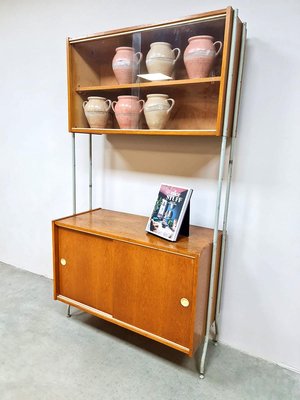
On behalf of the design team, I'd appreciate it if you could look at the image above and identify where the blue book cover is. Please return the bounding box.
[146,183,193,242]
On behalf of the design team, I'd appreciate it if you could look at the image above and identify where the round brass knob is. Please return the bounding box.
[180,298,189,307]
[60,258,67,266]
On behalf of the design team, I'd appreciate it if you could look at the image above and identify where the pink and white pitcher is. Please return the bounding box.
[184,36,222,78]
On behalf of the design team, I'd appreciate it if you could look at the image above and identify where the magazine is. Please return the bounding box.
[146,184,193,242]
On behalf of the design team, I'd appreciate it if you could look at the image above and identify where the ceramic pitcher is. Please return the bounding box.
[83,96,112,128]
[112,95,145,129]
[144,94,175,129]
[183,36,222,78]
[112,47,143,84]
[146,42,180,77]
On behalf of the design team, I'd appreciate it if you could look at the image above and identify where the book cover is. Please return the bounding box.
[145,184,193,242]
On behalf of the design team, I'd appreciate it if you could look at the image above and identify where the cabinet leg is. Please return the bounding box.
[212,320,218,345]
[67,305,72,318]
[199,335,209,379]
[199,319,218,378]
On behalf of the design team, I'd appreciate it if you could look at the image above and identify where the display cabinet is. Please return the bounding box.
[53,6,247,378]
[67,7,241,136]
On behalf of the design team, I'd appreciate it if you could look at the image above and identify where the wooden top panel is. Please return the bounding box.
[54,209,221,257]
[69,8,229,43]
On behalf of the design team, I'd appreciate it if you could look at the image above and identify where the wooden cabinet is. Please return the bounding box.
[53,209,222,356]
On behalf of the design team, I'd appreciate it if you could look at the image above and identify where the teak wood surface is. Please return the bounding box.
[58,228,113,314]
[54,208,220,257]
[53,208,222,356]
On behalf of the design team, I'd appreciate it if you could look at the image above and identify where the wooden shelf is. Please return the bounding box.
[76,77,221,93]
[71,127,218,136]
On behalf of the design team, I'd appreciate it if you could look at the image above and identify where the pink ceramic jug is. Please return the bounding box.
[184,36,222,78]
[112,95,145,129]
[112,47,143,84]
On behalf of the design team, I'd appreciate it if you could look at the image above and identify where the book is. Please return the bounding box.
[145,183,193,242]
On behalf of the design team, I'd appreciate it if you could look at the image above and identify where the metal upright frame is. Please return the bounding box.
[199,14,247,378]
[68,133,93,318]
[71,133,93,214]
[89,134,93,210]
[216,21,247,326]
[72,133,76,214]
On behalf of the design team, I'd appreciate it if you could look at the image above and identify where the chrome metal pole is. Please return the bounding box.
[199,135,227,379]
[72,133,76,214]
[199,9,239,379]
[215,22,247,320]
[89,134,93,210]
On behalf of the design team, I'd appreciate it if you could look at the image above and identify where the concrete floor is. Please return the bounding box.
[0,262,299,400]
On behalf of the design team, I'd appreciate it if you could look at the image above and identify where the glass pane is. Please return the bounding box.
[70,14,226,133]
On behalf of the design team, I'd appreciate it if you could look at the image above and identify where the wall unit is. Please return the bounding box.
[53,6,247,378]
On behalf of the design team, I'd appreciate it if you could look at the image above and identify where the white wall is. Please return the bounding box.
[1,0,299,372]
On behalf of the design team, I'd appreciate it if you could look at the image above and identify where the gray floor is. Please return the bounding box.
[0,262,299,400]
